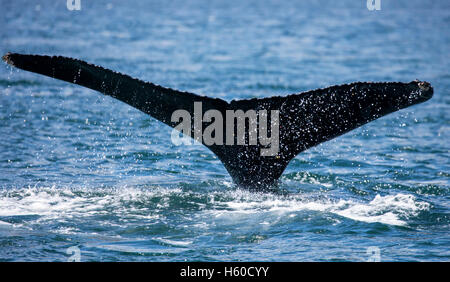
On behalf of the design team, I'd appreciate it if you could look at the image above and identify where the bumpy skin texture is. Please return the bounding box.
[2,53,433,189]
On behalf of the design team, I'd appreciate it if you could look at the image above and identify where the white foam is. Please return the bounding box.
[292,173,333,188]
[155,238,193,247]
[0,187,430,229]
[0,187,103,217]
[0,186,180,219]
[334,194,430,226]
[206,190,430,226]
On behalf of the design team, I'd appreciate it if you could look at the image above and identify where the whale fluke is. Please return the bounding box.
[2,53,433,188]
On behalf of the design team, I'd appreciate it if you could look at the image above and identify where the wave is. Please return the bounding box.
[0,186,430,229]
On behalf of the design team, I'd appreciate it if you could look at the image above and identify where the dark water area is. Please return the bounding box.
[0,0,448,261]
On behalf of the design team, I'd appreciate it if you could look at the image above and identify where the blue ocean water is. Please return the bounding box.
[0,0,449,261]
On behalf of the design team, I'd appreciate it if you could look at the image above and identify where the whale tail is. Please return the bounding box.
[2,53,433,188]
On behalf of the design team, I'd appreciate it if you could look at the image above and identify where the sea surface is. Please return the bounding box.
[0,0,449,261]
